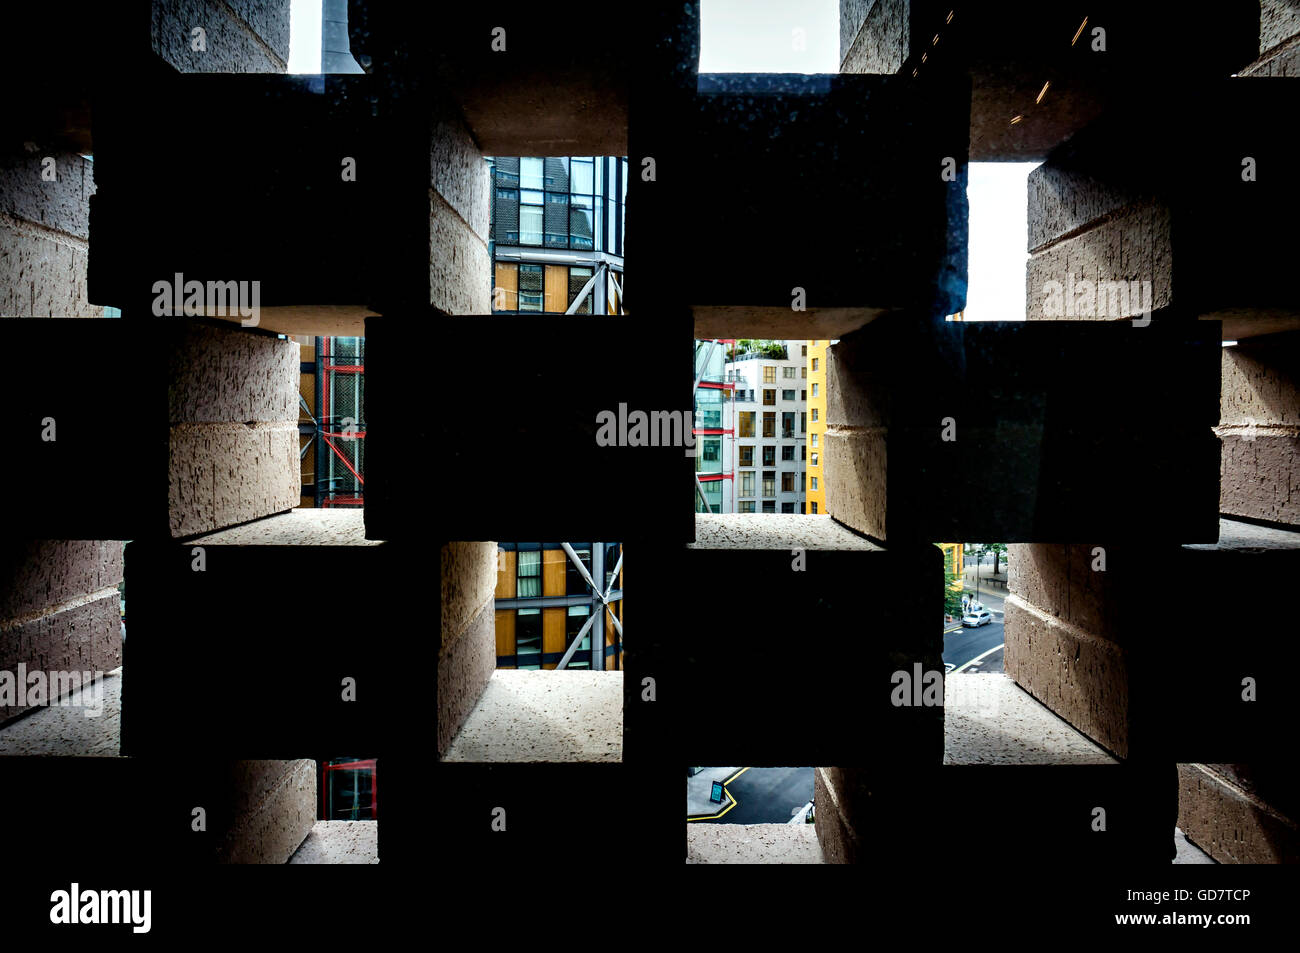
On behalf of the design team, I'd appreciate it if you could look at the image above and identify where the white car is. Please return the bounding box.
[962,609,994,627]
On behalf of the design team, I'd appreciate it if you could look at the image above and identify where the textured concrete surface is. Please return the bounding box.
[430,191,490,315]
[1003,596,1129,758]
[0,226,99,317]
[431,106,490,242]
[0,590,122,724]
[686,823,823,864]
[169,422,299,538]
[823,428,888,540]
[0,667,121,755]
[1217,341,1300,525]
[0,540,122,622]
[288,820,379,864]
[167,324,298,423]
[944,673,1116,765]
[440,542,499,647]
[692,306,884,342]
[813,765,857,864]
[1260,0,1300,53]
[1177,763,1300,864]
[152,0,289,73]
[188,508,380,547]
[437,601,497,758]
[690,513,880,551]
[217,759,316,864]
[0,152,94,238]
[840,0,906,75]
[442,670,623,763]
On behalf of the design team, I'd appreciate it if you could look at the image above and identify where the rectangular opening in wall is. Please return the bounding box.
[685,765,821,864]
[942,543,1005,675]
[297,335,364,509]
[487,157,626,315]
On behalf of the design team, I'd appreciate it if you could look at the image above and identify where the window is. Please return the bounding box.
[740,501,756,513]
[812,383,819,397]
[811,476,819,490]
[566,544,593,595]
[520,204,543,245]
[782,389,795,401]
[781,502,796,513]
[604,543,621,589]
[812,358,820,371]
[701,438,720,463]
[520,157,544,190]
[801,390,806,401]
[518,264,543,311]
[739,444,754,467]
[762,501,776,513]
[762,446,775,467]
[741,472,754,497]
[801,345,808,356]
[801,445,806,460]
[763,366,776,384]
[762,471,776,497]
[811,433,818,448]
[763,389,776,406]
[516,608,542,668]
[565,605,592,669]
[800,502,806,514]
[783,367,796,379]
[811,452,819,466]
[517,550,541,598]
[811,502,818,514]
[802,366,807,378]
[781,446,794,461]
[762,413,776,438]
[568,266,593,314]
[812,408,819,422]
[781,472,795,492]
[739,412,755,438]
[782,412,794,435]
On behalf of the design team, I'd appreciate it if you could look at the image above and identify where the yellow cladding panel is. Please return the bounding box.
[495,609,516,666]
[542,549,566,596]
[542,608,565,669]
[494,548,516,600]
[806,340,828,514]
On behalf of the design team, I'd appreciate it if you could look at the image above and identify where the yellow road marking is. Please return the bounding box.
[687,767,752,822]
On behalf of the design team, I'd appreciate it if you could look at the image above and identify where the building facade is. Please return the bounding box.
[487,156,627,314]
[806,340,828,514]
[493,542,624,670]
[731,341,808,514]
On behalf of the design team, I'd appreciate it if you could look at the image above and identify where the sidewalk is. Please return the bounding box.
[686,767,742,818]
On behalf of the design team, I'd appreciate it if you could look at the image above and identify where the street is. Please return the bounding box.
[944,586,1005,672]
[695,767,813,824]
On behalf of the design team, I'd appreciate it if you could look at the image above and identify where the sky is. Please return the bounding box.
[287,0,1035,321]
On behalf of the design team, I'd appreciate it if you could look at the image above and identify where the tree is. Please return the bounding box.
[938,544,963,617]
[988,543,1007,575]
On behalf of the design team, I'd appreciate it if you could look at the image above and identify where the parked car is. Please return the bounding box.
[962,609,994,627]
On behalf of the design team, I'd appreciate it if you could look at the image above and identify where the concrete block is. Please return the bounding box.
[1177,762,1300,864]
[0,152,94,239]
[167,323,298,423]
[0,227,100,317]
[437,600,496,759]
[215,760,315,863]
[841,0,907,75]
[686,823,823,864]
[365,313,693,542]
[0,590,122,725]
[123,511,404,756]
[635,73,968,336]
[1239,42,1300,75]
[430,104,490,242]
[442,670,623,763]
[0,540,122,622]
[429,192,490,316]
[1007,520,1300,761]
[289,820,379,863]
[168,422,299,538]
[660,515,940,765]
[824,317,1221,544]
[440,542,498,650]
[1259,0,1300,54]
[0,667,121,755]
[151,0,288,73]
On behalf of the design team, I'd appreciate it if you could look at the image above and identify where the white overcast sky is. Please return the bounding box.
[287,0,1035,322]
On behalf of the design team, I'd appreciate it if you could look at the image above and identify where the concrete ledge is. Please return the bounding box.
[1177,763,1300,864]
[288,820,379,864]
[0,666,121,755]
[944,673,1117,765]
[690,513,880,551]
[686,822,823,864]
[218,759,316,864]
[187,508,381,546]
[169,422,299,538]
[442,669,623,763]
